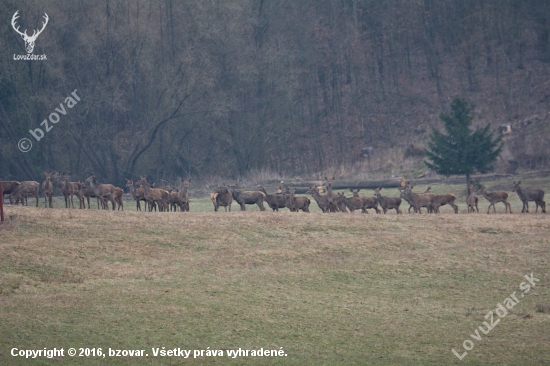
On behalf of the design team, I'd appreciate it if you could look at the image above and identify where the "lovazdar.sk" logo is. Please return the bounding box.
[11,10,48,61]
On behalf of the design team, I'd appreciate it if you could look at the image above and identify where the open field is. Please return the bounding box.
[1,188,549,366]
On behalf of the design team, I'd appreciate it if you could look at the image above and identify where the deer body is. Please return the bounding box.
[399,189,434,213]
[259,186,287,212]
[479,187,512,214]
[466,185,479,213]
[430,194,459,214]
[125,179,147,211]
[349,189,380,213]
[212,185,232,212]
[513,181,546,213]
[136,176,168,212]
[284,189,310,212]
[86,174,116,210]
[12,181,40,207]
[374,188,402,214]
[231,189,266,211]
[41,171,57,208]
[306,186,330,212]
[1,181,20,204]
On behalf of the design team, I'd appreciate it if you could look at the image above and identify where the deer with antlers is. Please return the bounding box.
[11,11,49,54]
[479,187,512,214]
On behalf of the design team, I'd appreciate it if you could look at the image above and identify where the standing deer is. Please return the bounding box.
[349,189,380,213]
[125,179,147,211]
[136,176,169,212]
[430,193,459,214]
[85,173,117,210]
[41,171,58,208]
[374,188,402,214]
[1,181,20,204]
[512,181,546,213]
[324,176,338,212]
[78,182,103,209]
[230,187,266,211]
[479,187,512,214]
[399,186,434,213]
[466,184,479,213]
[12,181,40,207]
[63,173,83,209]
[180,179,191,212]
[212,184,233,212]
[305,186,330,213]
[284,188,310,212]
[259,186,287,212]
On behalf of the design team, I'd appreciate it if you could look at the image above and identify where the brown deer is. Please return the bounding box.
[85,173,117,210]
[212,184,233,212]
[12,181,40,207]
[62,173,84,209]
[284,188,310,212]
[479,187,512,214]
[374,188,402,214]
[1,181,20,204]
[230,187,266,211]
[136,176,169,212]
[180,179,191,212]
[430,193,459,214]
[114,187,124,210]
[512,181,546,213]
[78,182,103,209]
[41,171,58,208]
[324,176,338,212]
[349,189,380,213]
[466,184,479,213]
[399,186,434,213]
[259,186,287,212]
[305,186,330,213]
[125,179,147,211]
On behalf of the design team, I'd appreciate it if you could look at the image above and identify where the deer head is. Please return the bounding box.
[11,11,49,54]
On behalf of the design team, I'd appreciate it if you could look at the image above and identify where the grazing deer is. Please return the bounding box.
[284,188,310,212]
[230,187,266,211]
[512,181,546,213]
[259,186,287,212]
[305,186,330,213]
[1,181,20,204]
[41,171,58,208]
[479,187,512,214]
[374,188,402,214]
[12,181,40,207]
[125,179,147,211]
[136,176,169,212]
[85,173,117,210]
[466,184,479,213]
[212,184,233,212]
[349,189,380,213]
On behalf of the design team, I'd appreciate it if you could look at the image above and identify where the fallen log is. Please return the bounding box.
[290,177,406,192]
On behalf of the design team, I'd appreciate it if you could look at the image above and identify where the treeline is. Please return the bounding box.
[1,0,549,186]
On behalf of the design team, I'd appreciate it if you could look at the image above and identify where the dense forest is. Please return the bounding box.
[1,0,549,186]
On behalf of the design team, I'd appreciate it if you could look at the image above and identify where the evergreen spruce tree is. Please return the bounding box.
[424,96,503,187]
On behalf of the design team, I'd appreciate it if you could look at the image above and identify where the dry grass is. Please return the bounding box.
[0,203,549,365]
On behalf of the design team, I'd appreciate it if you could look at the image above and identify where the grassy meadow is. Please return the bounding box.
[0,178,549,365]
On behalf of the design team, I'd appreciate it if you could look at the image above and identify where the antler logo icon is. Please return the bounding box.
[11,11,49,54]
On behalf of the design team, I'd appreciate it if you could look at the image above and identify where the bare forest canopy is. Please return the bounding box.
[1,0,550,187]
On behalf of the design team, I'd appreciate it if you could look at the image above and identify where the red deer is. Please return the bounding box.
[349,189,381,213]
[284,188,310,212]
[399,187,434,213]
[1,181,20,204]
[479,187,512,214]
[41,171,58,208]
[114,187,124,210]
[63,173,83,209]
[78,182,103,209]
[374,188,402,214]
[212,184,233,212]
[512,181,546,213]
[466,184,479,213]
[259,186,287,212]
[12,181,40,207]
[125,179,147,211]
[230,187,266,211]
[85,173,117,210]
[136,176,169,212]
[305,186,330,213]
[180,179,191,212]
[430,193,459,214]
[324,176,338,212]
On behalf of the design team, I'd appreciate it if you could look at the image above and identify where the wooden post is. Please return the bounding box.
[0,179,4,222]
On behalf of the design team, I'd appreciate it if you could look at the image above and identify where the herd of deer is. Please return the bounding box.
[1,172,190,212]
[1,174,546,215]
[210,177,546,215]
